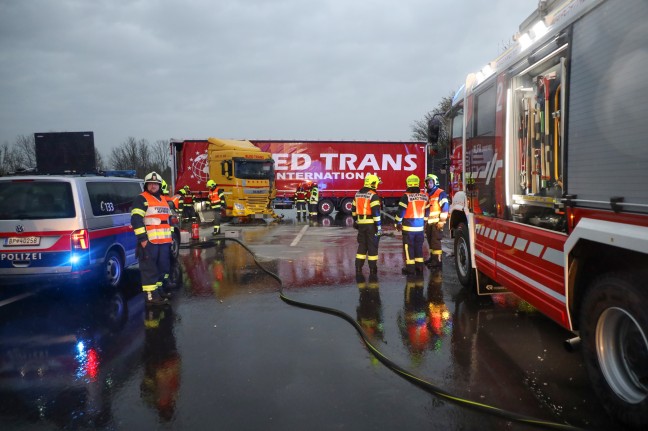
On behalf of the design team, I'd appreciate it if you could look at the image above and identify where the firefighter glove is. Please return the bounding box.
[395,223,403,232]
[375,226,382,237]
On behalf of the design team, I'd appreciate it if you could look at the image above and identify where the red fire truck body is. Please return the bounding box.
[251,140,427,215]
[444,0,648,427]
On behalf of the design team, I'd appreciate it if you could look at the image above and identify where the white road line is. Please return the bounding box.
[0,292,34,307]
[290,225,309,247]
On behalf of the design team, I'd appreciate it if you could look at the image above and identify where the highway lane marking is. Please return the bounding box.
[290,225,309,247]
[0,292,34,307]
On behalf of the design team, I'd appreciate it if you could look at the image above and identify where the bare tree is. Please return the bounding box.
[15,134,36,168]
[109,137,157,178]
[150,139,171,179]
[95,148,106,171]
[411,94,453,151]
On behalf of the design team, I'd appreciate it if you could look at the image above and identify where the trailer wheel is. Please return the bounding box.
[454,223,475,289]
[580,272,648,429]
[340,198,354,215]
[317,199,334,216]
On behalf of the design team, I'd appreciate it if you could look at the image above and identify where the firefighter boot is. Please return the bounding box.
[401,264,415,276]
[145,289,168,306]
[213,226,220,236]
[427,254,442,269]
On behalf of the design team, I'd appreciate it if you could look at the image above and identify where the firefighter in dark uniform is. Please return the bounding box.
[207,179,222,235]
[294,184,308,219]
[131,172,172,305]
[352,174,382,276]
[308,183,319,218]
[179,185,196,226]
[424,174,449,268]
[395,175,429,275]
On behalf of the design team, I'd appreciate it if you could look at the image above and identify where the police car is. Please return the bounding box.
[0,174,144,288]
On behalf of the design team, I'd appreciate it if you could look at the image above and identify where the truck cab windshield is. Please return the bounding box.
[233,159,274,180]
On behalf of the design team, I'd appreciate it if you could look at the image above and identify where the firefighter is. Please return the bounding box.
[294,184,308,219]
[395,174,429,275]
[351,173,382,276]
[308,183,319,218]
[130,171,172,305]
[161,179,175,208]
[206,179,222,235]
[179,185,196,226]
[424,174,449,268]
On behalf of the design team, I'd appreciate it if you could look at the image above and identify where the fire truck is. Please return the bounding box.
[441,0,648,428]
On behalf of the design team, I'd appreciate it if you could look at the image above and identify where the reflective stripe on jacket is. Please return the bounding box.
[427,187,449,224]
[209,188,221,209]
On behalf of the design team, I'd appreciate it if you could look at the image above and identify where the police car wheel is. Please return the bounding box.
[102,250,123,288]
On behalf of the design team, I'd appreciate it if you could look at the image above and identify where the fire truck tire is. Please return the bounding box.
[317,199,334,216]
[101,250,123,289]
[339,198,354,215]
[454,223,475,289]
[580,272,648,429]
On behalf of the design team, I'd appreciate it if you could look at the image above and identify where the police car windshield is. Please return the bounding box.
[234,159,274,180]
[0,181,75,220]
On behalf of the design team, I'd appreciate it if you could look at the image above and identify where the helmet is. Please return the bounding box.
[183,185,190,191]
[179,188,186,195]
[425,174,439,187]
[364,173,381,189]
[144,171,162,185]
[206,180,216,189]
[161,179,169,195]
[406,174,420,188]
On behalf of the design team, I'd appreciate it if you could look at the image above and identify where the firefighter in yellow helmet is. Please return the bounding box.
[206,180,223,235]
[179,185,196,226]
[394,175,429,275]
[307,183,319,218]
[424,174,449,268]
[351,173,382,276]
[130,172,172,305]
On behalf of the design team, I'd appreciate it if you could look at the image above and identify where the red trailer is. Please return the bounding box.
[251,140,428,215]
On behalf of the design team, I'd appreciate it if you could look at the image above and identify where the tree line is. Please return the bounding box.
[0,93,452,180]
[0,136,171,180]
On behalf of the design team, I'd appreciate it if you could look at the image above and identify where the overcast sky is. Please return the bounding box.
[0,0,536,156]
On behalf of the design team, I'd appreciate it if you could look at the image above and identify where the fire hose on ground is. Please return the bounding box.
[180,237,584,431]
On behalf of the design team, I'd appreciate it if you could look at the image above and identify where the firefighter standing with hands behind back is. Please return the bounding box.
[131,172,172,306]
[352,174,382,276]
[424,174,449,268]
[395,174,429,275]
[308,183,319,219]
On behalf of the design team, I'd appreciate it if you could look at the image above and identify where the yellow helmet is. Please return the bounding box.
[364,173,381,189]
[206,180,216,189]
[406,174,420,188]
[425,174,439,187]
[161,179,169,195]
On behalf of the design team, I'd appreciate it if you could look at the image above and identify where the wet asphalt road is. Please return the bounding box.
[0,209,624,430]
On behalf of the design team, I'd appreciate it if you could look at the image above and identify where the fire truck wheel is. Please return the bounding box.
[317,199,334,216]
[580,272,648,429]
[454,223,475,289]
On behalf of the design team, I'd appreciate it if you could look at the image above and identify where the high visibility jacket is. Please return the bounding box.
[208,188,221,209]
[131,192,172,244]
[352,187,381,226]
[294,190,307,202]
[427,187,449,224]
[170,194,181,210]
[308,188,319,204]
[395,187,429,232]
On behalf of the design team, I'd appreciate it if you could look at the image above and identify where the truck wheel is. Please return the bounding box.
[102,250,123,288]
[340,198,354,215]
[580,272,648,429]
[454,223,475,289]
[317,199,334,216]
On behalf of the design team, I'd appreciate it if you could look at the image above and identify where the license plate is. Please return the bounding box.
[5,236,40,246]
